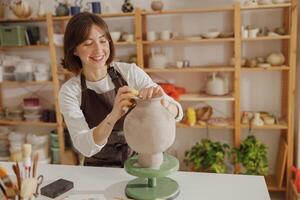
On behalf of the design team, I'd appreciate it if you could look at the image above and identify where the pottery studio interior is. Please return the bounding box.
[0,0,299,199]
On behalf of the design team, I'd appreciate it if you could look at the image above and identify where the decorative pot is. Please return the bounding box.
[122,0,134,13]
[37,0,46,17]
[251,113,264,126]
[124,98,176,169]
[148,48,168,69]
[266,52,285,66]
[10,0,32,18]
[205,72,227,96]
[151,0,164,11]
[56,3,69,16]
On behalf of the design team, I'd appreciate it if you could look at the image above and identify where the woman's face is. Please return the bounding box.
[74,24,110,70]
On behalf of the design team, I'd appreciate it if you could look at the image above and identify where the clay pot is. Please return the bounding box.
[10,1,32,18]
[151,0,164,11]
[266,52,285,66]
[124,98,176,169]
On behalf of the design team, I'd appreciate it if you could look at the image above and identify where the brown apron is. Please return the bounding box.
[81,66,133,167]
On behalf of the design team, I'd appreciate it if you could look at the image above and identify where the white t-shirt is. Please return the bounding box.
[59,62,183,157]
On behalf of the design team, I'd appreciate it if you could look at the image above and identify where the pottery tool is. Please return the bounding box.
[23,144,32,178]
[32,153,39,178]
[0,166,16,197]
[12,163,21,193]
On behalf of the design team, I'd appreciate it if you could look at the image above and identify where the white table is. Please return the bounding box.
[0,162,270,200]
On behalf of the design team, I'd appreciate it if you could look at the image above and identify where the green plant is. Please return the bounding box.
[184,139,230,173]
[232,135,268,176]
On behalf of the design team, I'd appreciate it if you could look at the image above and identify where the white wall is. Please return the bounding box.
[1,0,298,174]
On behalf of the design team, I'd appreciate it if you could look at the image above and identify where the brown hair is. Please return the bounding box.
[61,12,115,75]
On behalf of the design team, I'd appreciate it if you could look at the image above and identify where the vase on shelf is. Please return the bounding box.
[122,0,134,13]
[151,0,164,11]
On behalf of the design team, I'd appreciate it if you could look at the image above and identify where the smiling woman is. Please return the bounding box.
[58,12,183,167]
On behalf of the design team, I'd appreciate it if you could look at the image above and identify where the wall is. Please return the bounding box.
[1,0,297,174]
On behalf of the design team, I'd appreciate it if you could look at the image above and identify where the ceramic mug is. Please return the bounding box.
[110,32,121,42]
[124,34,134,42]
[70,6,80,15]
[160,30,174,41]
[147,31,157,41]
[86,2,101,14]
[176,61,184,68]
[249,28,259,38]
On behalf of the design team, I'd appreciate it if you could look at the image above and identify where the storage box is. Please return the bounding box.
[0,25,26,46]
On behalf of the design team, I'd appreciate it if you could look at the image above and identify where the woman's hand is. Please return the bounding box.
[110,86,134,122]
[139,86,170,108]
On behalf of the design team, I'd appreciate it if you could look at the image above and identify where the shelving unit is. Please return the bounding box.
[1,1,296,197]
[0,17,60,163]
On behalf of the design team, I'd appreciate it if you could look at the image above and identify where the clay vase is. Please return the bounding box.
[122,0,134,13]
[151,0,164,11]
[124,98,176,169]
[56,3,69,16]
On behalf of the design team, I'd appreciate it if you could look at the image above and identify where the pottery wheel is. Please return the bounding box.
[124,154,180,200]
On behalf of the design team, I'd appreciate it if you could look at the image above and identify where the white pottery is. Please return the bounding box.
[251,113,264,126]
[148,48,168,69]
[266,52,285,66]
[124,98,176,169]
[205,72,227,96]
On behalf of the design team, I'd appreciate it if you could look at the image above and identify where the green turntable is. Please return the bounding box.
[124,153,180,200]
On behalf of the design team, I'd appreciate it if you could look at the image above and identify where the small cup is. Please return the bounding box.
[242,30,249,38]
[70,6,81,16]
[124,34,134,42]
[176,61,184,68]
[160,30,174,41]
[110,32,121,42]
[147,31,157,41]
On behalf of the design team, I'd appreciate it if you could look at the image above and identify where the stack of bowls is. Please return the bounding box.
[8,132,25,162]
[26,133,50,162]
[0,126,10,161]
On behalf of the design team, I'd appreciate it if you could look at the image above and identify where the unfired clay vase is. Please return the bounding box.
[124,98,176,169]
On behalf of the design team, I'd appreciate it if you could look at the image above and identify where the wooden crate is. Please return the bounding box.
[289,180,300,200]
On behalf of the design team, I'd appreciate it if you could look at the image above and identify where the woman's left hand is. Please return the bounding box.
[138,86,170,108]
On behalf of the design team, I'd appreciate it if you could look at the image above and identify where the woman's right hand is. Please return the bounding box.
[109,86,134,122]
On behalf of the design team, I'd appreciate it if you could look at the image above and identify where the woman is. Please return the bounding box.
[59,12,183,167]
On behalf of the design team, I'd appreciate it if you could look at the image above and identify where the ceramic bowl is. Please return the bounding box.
[110,32,121,42]
[202,31,220,39]
[272,0,285,4]
[257,63,271,68]
[219,32,234,38]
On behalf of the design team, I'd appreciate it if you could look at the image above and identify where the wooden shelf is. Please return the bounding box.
[143,38,234,45]
[241,119,288,130]
[179,93,235,102]
[114,41,136,46]
[242,35,290,41]
[0,45,49,49]
[142,6,234,15]
[241,3,291,10]
[0,81,52,86]
[144,66,235,73]
[52,12,135,21]
[0,17,46,23]
[177,122,234,129]
[265,175,286,192]
[0,119,57,127]
[241,66,290,71]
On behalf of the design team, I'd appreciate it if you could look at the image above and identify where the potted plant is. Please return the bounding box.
[184,139,230,173]
[232,135,268,176]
